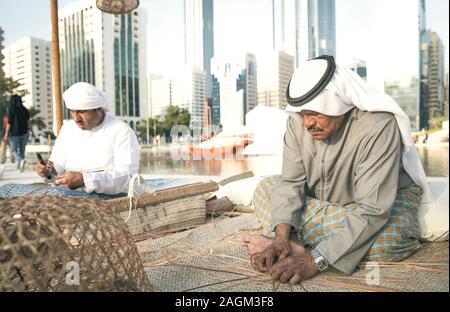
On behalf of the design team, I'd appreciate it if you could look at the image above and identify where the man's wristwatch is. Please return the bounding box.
[310,248,329,271]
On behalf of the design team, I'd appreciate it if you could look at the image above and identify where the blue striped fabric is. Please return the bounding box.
[253,176,423,262]
[0,178,207,201]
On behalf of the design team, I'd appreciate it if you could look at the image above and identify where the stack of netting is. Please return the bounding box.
[0,196,152,292]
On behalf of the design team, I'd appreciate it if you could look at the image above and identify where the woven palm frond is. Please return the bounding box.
[0,196,152,292]
[96,0,139,14]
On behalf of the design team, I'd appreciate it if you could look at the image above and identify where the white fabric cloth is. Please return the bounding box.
[287,63,433,202]
[63,82,110,111]
[50,113,140,195]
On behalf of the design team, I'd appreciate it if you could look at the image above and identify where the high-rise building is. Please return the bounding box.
[420,30,446,129]
[184,0,214,99]
[149,76,171,121]
[272,0,335,67]
[211,53,257,132]
[364,0,424,130]
[171,66,206,130]
[445,73,449,120]
[307,0,335,59]
[257,50,294,109]
[2,37,53,133]
[427,33,445,123]
[349,59,367,81]
[211,75,220,126]
[58,0,147,130]
[0,27,5,79]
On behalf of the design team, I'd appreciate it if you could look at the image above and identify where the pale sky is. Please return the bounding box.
[0,0,448,77]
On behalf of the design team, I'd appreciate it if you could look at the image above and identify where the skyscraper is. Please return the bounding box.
[257,50,294,109]
[0,27,5,79]
[211,53,257,132]
[184,0,214,99]
[420,31,446,129]
[149,75,171,121]
[272,0,335,67]
[58,0,147,130]
[171,66,206,130]
[307,0,335,59]
[211,75,220,126]
[2,37,53,133]
[366,0,424,130]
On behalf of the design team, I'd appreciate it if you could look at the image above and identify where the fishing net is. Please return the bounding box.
[0,196,152,292]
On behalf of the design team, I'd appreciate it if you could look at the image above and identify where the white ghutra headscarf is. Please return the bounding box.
[63,82,110,111]
[286,56,433,203]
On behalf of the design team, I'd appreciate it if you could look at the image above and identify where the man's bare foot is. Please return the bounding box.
[242,233,272,256]
[241,233,307,257]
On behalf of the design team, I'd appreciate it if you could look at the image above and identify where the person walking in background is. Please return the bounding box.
[2,95,30,172]
[1,113,16,164]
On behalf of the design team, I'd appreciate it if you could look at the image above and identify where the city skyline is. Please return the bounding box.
[0,0,448,77]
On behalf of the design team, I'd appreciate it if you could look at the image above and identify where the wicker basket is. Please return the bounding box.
[0,196,152,292]
[96,0,139,14]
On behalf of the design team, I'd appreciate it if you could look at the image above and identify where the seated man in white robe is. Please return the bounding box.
[35,82,139,195]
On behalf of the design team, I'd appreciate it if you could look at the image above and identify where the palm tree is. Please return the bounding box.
[28,107,46,138]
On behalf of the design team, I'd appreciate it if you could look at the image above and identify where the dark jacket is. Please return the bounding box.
[8,96,30,137]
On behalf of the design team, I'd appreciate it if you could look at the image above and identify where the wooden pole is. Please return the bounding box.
[108,181,219,212]
[50,0,64,136]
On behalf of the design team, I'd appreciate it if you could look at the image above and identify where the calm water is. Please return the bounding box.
[139,144,449,178]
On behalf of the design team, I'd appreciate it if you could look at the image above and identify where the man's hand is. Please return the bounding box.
[251,237,291,273]
[35,160,57,178]
[55,172,84,189]
[2,135,8,143]
[268,252,319,285]
[250,223,293,272]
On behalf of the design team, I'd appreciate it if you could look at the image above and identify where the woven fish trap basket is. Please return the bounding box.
[0,196,152,292]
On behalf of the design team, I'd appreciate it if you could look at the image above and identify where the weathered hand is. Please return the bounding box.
[55,172,84,189]
[268,252,319,285]
[35,160,57,178]
[251,238,291,273]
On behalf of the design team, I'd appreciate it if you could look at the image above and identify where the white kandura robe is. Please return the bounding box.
[50,113,140,195]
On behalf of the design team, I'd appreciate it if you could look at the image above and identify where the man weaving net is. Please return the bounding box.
[243,55,432,284]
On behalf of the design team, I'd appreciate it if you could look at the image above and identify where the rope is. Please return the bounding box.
[125,174,152,222]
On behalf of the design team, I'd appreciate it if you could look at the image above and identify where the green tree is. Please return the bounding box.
[161,105,190,137]
[28,107,47,134]
[136,117,164,144]
[0,77,28,103]
[0,77,29,119]
[136,106,191,143]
